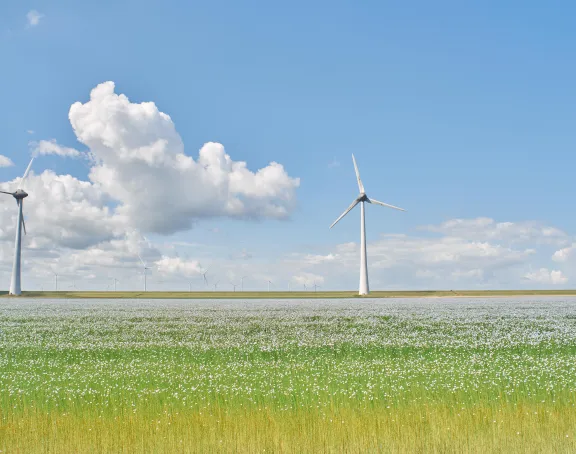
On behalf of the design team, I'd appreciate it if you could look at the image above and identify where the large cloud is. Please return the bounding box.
[0,82,300,289]
[69,82,300,234]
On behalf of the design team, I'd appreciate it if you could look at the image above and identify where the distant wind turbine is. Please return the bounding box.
[213,280,220,292]
[231,282,239,292]
[313,281,321,292]
[267,280,274,292]
[200,266,209,288]
[0,158,34,295]
[330,154,405,296]
[137,254,150,292]
[241,276,247,292]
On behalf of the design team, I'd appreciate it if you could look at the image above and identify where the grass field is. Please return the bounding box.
[2,297,576,452]
[3,289,576,299]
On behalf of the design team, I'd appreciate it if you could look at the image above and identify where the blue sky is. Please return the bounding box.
[0,1,575,291]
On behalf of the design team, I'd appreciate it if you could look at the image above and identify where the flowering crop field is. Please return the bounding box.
[1,298,576,453]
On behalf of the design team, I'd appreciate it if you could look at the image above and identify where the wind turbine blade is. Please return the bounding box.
[368,198,406,212]
[19,158,34,189]
[137,253,147,266]
[329,198,360,229]
[352,154,365,193]
[22,214,27,236]
[0,190,14,195]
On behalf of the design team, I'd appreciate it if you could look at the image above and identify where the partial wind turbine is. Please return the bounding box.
[0,158,34,295]
[330,154,405,296]
[267,280,274,292]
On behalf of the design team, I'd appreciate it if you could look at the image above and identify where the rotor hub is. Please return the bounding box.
[13,190,28,200]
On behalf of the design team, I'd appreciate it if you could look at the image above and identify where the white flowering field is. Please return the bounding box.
[1,298,576,452]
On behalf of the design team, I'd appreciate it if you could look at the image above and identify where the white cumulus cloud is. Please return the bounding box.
[553,244,576,262]
[68,81,300,234]
[524,268,568,285]
[0,155,14,167]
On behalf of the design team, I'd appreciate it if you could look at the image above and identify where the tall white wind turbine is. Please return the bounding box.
[137,254,150,292]
[0,158,34,296]
[329,154,405,296]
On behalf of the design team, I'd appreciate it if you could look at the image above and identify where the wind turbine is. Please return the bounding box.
[330,154,405,296]
[0,158,34,295]
[54,272,59,292]
[313,281,321,292]
[213,280,220,292]
[138,254,150,292]
[241,276,247,292]
[231,282,239,292]
[267,280,273,292]
[200,266,209,288]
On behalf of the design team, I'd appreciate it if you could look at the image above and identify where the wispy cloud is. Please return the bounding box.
[30,139,81,158]
[0,155,14,167]
[26,10,43,27]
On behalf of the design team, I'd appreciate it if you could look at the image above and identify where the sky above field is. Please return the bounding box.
[0,1,575,291]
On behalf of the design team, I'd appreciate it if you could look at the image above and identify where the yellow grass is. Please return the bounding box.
[3,404,576,453]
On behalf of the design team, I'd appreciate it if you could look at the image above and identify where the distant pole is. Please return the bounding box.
[54,273,58,291]
[241,276,246,292]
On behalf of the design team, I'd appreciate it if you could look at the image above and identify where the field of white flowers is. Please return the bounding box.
[1,297,576,452]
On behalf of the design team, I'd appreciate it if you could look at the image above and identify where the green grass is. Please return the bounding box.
[2,298,576,452]
[2,289,576,299]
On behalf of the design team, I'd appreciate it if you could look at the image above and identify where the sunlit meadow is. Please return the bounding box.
[1,298,576,453]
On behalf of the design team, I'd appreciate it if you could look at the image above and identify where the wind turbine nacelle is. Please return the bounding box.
[13,190,28,200]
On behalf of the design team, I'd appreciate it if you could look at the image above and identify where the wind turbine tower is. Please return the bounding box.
[0,158,34,296]
[330,154,405,296]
